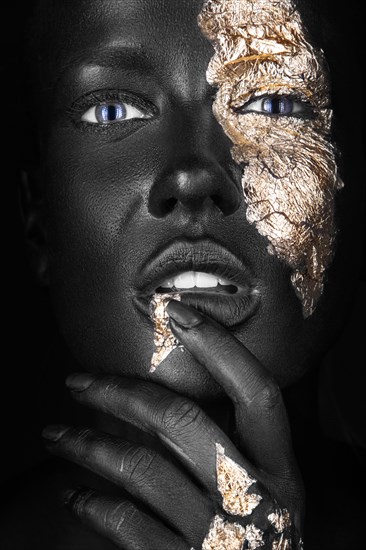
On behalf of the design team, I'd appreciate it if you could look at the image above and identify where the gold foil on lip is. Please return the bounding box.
[202,515,264,550]
[150,293,181,372]
[198,0,343,317]
[216,443,262,517]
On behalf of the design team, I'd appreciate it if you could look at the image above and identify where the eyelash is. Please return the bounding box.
[233,94,314,119]
[68,89,156,127]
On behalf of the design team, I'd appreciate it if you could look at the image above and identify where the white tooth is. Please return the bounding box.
[219,277,231,286]
[195,272,220,288]
[161,279,174,288]
[173,271,196,289]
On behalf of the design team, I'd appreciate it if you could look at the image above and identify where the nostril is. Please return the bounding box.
[160,197,178,217]
[211,194,223,210]
[148,158,243,218]
[211,193,241,216]
[165,197,178,212]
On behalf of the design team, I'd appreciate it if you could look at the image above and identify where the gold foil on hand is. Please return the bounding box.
[150,293,181,372]
[198,0,343,317]
[272,536,291,550]
[268,508,296,549]
[216,443,262,517]
[202,515,264,550]
[268,509,291,533]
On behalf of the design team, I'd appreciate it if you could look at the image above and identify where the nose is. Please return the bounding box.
[147,94,243,220]
[148,156,242,218]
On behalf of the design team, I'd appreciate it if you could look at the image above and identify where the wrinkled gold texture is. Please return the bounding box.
[272,536,291,550]
[150,293,181,372]
[198,0,343,317]
[202,515,264,550]
[268,509,291,533]
[216,443,262,517]
[269,508,293,548]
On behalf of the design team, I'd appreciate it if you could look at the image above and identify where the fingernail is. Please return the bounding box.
[65,372,97,392]
[41,424,69,442]
[166,300,202,328]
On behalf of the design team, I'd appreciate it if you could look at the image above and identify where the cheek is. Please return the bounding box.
[42,139,152,370]
[213,96,342,318]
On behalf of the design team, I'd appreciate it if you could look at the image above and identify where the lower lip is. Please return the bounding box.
[134,287,260,328]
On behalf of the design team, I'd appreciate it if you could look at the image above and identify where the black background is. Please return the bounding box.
[1,0,365,490]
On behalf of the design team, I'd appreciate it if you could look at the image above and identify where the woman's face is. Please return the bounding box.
[36,0,360,400]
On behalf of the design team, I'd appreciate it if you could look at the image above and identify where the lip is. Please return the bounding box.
[133,238,261,327]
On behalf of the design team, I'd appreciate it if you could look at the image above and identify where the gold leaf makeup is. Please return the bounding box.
[268,509,291,534]
[216,443,262,516]
[198,0,343,317]
[268,508,292,549]
[150,293,181,372]
[202,515,264,550]
[201,444,302,548]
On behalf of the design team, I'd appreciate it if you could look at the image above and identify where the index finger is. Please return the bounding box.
[166,300,298,480]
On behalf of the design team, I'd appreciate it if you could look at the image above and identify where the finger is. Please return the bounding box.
[65,487,192,550]
[42,424,212,546]
[166,300,297,479]
[65,374,243,493]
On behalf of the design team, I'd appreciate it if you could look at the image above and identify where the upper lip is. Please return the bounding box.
[135,238,256,295]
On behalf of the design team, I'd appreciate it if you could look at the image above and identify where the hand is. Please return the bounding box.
[42,301,305,549]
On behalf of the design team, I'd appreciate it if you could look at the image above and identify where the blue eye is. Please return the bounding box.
[262,97,294,115]
[96,103,127,122]
[81,101,147,124]
[236,95,312,117]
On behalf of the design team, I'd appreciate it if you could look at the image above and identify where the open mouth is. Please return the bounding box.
[156,271,241,295]
[134,239,261,328]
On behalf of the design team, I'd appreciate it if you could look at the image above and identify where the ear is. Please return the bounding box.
[18,167,49,286]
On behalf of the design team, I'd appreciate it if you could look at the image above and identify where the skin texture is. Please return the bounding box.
[3,0,364,549]
[42,303,304,549]
[31,0,357,397]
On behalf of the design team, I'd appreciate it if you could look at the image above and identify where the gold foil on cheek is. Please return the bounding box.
[198,0,343,317]
[216,443,262,516]
[150,293,181,372]
[202,515,264,550]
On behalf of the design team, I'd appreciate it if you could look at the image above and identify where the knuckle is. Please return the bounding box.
[213,335,234,357]
[104,501,142,532]
[72,428,111,467]
[250,381,282,411]
[71,488,97,519]
[119,444,158,484]
[72,427,94,460]
[160,396,204,434]
[101,378,123,405]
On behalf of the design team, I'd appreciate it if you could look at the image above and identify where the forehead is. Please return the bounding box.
[35,0,217,96]
[35,0,315,77]
[37,0,208,64]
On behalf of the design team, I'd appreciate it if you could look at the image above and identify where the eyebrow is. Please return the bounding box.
[49,43,153,92]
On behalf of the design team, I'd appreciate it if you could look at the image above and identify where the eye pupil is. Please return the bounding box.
[96,103,126,123]
[263,97,293,114]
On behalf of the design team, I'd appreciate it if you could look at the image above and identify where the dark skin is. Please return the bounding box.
[3,0,365,548]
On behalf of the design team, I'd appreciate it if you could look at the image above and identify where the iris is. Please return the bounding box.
[262,97,293,115]
[96,103,127,123]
